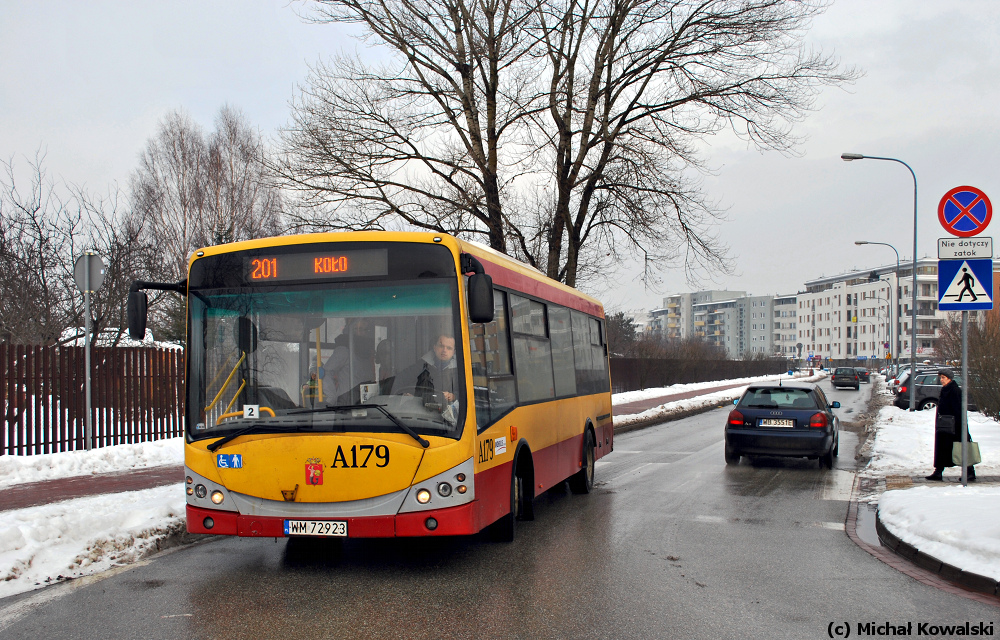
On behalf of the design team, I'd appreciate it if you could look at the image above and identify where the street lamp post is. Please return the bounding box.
[855,240,902,372]
[843,153,918,411]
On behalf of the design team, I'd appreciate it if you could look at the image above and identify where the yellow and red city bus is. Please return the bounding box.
[127,231,613,540]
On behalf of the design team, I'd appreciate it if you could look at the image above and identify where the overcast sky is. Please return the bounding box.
[3,1,999,313]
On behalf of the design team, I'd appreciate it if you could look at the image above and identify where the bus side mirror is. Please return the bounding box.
[468,273,494,323]
[127,291,148,341]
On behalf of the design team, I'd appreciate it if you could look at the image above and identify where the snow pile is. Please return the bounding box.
[613,371,828,427]
[878,485,1000,581]
[0,438,183,489]
[863,406,1000,477]
[0,485,186,599]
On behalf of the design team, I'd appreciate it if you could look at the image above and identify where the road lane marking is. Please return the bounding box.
[610,450,699,455]
[601,462,671,485]
[693,515,845,531]
[0,559,152,632]
[821,469,856,501]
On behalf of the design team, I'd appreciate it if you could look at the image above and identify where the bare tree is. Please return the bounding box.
[280,0,856,286]
[0,154,163,346]
[204,106,285,245]
[129,107,284,340]
[73,189,161,346]
[0,155,82,344]
[131,106,284,279]
[937,312,1000,421]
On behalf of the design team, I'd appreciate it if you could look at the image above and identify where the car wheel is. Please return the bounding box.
[820,449,834,469]
[569,430,595,494]
[919,400,937,411]
[854,384,859,390]
[724,445,740,466]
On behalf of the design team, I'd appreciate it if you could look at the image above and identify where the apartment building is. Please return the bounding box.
[651,290,744,340]
[797,258,944,361]
[772,294,799,358]
[742,295,775,355]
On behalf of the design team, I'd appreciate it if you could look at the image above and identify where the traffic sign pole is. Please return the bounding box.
[74,252,105,451]
[937,185,992,487]
[961,312,969,488]
[84,259,93,451]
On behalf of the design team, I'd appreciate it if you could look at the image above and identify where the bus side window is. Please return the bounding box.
[571,311,595,394]
[548,305,576,397]
[470,290,516,432]
[511,294,555,402]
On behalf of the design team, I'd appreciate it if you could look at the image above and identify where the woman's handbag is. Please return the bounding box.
[952,441,982,466]
[935,414,956,435]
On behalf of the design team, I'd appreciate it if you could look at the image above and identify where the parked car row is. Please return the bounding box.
[892,367,979,411]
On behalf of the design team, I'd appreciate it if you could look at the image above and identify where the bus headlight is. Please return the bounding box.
[416,489,432,504]
[195,484,207,499]
[211,490,225,505]
[437,482,452,497]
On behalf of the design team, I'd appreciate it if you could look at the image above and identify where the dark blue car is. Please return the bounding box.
[724,382,840,469]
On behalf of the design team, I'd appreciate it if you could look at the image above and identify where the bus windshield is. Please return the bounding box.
[187,280,465,441]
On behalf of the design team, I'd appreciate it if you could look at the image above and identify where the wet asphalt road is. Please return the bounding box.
[2,379,997,639]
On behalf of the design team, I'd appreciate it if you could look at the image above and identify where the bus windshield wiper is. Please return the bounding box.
[287,404,430,448]
[207,424,306,452]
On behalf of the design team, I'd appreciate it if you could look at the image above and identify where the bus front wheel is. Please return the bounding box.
[569,430,595,494]
[491,450,532,542]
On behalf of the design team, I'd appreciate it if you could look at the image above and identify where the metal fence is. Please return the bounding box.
[609,358,791,394]
[1,343,184,455]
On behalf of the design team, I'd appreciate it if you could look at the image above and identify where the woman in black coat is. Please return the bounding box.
[927,368,975,480]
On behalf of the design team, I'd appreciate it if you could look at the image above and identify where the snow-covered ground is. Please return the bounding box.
[0,439,186,599]
[865,402,1000,580]
[0,437,183,489]
[612,370,827,428]
[2,370,995,599]
[0,486,186,599]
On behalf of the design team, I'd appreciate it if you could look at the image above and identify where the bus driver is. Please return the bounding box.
[392,334,458,405]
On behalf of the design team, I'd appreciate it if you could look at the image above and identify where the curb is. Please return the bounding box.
[875,509,1000,597]
[612,372,828,435]
[613,401,732,434]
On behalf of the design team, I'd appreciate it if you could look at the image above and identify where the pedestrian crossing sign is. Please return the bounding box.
[938,258,994,310]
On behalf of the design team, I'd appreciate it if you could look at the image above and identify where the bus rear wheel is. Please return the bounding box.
[569,430,595,494]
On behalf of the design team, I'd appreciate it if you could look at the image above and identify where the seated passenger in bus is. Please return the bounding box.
[391,333,458,404]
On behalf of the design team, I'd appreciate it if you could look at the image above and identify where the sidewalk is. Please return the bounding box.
[0,464,183,512]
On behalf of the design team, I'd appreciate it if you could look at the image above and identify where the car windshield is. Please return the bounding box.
[740,388,818,410]
[187,280,466,440]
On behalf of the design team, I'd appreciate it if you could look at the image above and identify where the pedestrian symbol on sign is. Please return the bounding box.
[940,261,991,304]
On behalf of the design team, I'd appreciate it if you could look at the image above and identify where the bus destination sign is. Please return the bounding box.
[246,249,388,282]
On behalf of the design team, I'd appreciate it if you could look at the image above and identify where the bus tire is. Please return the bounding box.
[491,448,533,542]
[569,430,595,494]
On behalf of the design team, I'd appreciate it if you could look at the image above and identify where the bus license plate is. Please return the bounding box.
[284,520,348,537]
[759,418,794,427]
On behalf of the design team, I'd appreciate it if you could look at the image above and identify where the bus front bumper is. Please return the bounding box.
[187,502,479,537]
